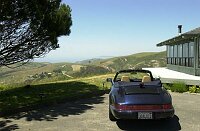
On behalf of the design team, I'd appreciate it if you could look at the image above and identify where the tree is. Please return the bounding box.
[0,0,72,66]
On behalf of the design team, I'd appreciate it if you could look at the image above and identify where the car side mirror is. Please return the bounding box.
[106,78,113,82]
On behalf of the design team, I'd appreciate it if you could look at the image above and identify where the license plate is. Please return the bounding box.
[138,112,153,119]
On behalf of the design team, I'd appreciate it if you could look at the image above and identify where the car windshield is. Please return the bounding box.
[115,72,151,82]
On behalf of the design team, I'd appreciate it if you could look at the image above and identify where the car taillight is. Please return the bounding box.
[114,104,172,111]
[114,104,132,110]
[162,104,172,109]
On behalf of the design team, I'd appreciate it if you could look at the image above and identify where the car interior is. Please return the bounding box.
[117,73,152,83]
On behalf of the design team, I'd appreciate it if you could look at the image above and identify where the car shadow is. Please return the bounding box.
[116,115,181,131]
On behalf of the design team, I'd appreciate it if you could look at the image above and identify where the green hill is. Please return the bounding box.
[0,62,74,84]
[87,51,166,71]
[0,51,166,85]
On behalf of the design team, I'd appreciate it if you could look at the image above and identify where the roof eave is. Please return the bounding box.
[156,34,198,47]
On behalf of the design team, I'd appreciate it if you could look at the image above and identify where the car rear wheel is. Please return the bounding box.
[162,116,173,121]
[109,107,117,121]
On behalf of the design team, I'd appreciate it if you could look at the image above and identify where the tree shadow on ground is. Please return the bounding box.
[0,120,19,131]
[0,81,108,116]
[3,95,105,122]
[0,81,107,130]
[116,115,181,131]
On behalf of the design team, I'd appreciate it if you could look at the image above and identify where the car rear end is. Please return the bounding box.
[110,83,174,120]
[110,103,174,120]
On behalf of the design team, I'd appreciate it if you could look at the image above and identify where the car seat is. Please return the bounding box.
[142,76,151,82]
[121,76,130,82]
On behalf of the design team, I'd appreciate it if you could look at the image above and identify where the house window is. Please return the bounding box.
[183,43,189,66]
[198,39,200,68]
[189,42,194,57]
[167,42,193,67]
[174,45,178,65]
[167,46,170,64]
[188,42,194,67]
[167,45,174,64]
[178,44,183,66]
[167,46,170,57]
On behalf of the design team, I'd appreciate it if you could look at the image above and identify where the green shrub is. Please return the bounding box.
[196,88,200,93]
[171,82,188,93]
[0,84,10,91]
[189,86,197,93]
[163,83,171,90]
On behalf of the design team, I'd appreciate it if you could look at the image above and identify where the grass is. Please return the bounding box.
[0,74,114,116]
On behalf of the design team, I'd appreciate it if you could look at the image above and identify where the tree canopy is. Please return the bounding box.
[0,0,72,66]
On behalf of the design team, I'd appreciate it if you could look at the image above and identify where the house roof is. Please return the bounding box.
[157,27,200,46]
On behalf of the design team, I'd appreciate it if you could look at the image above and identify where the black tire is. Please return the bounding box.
[164,117,173,121]
[160,117,172,122]
[109,107,117,121]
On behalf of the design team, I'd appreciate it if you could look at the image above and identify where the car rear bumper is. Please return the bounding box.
[110,106,174,120]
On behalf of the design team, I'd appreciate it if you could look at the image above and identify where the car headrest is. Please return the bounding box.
[121,76,130,82]
[142,76,151,83]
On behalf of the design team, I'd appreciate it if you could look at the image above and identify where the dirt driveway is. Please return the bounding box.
[0,92,200,131]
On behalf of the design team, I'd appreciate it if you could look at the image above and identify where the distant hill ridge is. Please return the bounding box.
[0,51,166,84]
[79,51,166,70]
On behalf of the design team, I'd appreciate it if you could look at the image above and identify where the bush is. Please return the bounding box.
[170,82,188,93]
[196,88,200,93]
[189,86,197,93]
[163,83,171,90]
[0,84,10,91]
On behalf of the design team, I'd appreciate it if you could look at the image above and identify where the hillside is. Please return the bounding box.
[0,51,166,85]
[76,58,103,64]
[83,51,166,71]
[0,62,110,84]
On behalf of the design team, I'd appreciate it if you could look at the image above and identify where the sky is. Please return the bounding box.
[35,0,200,63]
